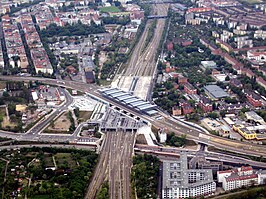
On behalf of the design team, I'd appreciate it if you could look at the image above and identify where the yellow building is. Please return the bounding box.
[233,124,257,140]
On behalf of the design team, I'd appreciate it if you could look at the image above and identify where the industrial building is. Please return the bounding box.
[204,85,229,100]
[162,153,216,199]
[99,88,158,115]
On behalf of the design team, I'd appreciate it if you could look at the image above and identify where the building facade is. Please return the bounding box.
[218,166,258,191]
[162,153,216,199]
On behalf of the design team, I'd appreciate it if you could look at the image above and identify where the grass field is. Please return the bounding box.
[0,107,6,122]
[44,154,55,168]
[100,6,121,13]
[54,153,77,168]
[0,106,17,129]
[79,111,93,123]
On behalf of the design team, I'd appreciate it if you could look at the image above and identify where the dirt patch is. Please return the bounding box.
[0,81,6,90]
[46,112,71,133]
[2,117,16,128]
[136,134,147,145]
[78,111,93,123]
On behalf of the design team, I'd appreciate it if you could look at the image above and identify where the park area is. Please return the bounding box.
[0,147,98,199]
[100,6,121,13]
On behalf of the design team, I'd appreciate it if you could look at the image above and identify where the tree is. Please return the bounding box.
[225,75,230,81]
[74,108,80,118]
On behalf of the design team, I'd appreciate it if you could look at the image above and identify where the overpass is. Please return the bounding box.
[1,76,266,158]
[134,144,266,169]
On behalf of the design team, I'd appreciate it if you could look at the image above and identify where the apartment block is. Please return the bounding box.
[2,15,29,69]
[20,14,53,74]
[217,166,258,191]
[162,153,216,199]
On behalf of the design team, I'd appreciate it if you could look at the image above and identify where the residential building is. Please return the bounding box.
[0,45,4,68]
[2,15,29,69]
[218,166,258,191]
[178,75,188,84]
[180,101,194,115]
[198,96,213,113]
[254,30,266,39]
[216,38,233,52]
[245,91,263,107]
[172,106,182,116]
[162,153,216,199]
[230,78,243,88]
[20,13,53,74]
[247,50,266,63]
[184,83,197,95]
[85,71,95,83]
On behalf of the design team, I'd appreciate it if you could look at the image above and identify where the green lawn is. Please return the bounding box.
[79,111,93,123]
[54,153,77,169]
[100,6,121,13]
[44,155,54,168]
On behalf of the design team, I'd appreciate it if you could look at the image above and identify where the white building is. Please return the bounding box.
[159,131,167,143]
[257,170,266,185]
[162,153,216,199]
[247,51,266,63]
[254,30,266,40]
[217,166,258,191]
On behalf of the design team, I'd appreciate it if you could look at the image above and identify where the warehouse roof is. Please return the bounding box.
[204,85,229,99]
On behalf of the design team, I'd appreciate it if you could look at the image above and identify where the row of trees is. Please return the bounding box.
[68,111,76,132]
[131,154,160,199]
[41,22,106,38]
[96,181,109,199]
[102,16,130,25]
[166,133,187,147]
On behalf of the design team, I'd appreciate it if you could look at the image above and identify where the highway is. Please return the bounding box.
[135,144,266,169]
[1,75,266,158]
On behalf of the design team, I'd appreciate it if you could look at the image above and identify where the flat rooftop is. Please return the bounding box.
[204,85,229,99]
[99,87,158,114]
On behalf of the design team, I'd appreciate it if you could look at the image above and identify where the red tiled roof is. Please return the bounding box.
[226,174,258,182]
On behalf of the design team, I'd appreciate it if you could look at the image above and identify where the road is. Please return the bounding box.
[78,37,92,83]
[0,143,97,151]
[135,144,266,169]
[25,88,73,136]
[1,75,266,158]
